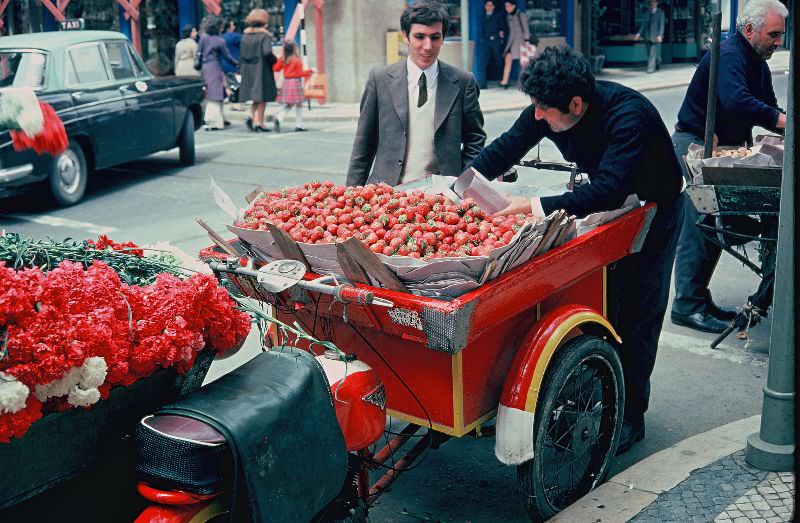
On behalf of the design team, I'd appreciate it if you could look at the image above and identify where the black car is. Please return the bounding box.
[0,30,205,206]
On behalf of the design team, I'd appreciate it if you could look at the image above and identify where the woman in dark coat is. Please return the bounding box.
[199,15,237,130]
[239,8,277,132]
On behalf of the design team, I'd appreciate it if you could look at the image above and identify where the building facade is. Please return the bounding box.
[0,0,790,103]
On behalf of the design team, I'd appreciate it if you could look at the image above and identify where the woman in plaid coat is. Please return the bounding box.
[272,42,313,132]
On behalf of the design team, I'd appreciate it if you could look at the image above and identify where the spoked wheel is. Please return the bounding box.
[517,335,624,522]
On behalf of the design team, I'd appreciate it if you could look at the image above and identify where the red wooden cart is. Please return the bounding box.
[202,203,655,521]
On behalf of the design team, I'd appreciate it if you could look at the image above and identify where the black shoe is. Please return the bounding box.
[245,117,253,131]
[294,127,308,132]
[274,119,281,133]
[707,301,737,321]
[499,82,509,89]
[616,420,645,456]
[223,120,231,127]
[670,312,729,333]
[254,125,271,133]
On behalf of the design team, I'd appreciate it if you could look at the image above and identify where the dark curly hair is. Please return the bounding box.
[202,15,225,36]
[520,46,595,113]
[400,1,450,37]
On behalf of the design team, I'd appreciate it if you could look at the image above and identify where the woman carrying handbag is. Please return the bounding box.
[500,0,530,89]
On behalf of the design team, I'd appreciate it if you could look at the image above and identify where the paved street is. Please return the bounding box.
[0,74,788,522]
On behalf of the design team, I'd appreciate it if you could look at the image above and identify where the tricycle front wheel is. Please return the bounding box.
[517,335,624,522]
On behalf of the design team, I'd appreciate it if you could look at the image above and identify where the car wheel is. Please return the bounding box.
[517,335,624,522]
[49,140,88,206]
[178,111,196,166]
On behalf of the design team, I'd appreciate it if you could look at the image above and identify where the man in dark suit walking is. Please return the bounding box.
[346,1,486,187]
[635,0,665,73]
[478,0,508,88]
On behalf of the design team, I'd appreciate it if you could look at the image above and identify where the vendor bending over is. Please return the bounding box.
[469,46,684,455]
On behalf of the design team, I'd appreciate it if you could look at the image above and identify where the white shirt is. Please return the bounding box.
[401,59,440,183]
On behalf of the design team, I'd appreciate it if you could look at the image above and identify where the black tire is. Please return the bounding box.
[178,111,196,166]
[517,335,624,522]
[49,139,88,206]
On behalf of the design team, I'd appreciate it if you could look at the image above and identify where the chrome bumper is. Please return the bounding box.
[0,164,34,183]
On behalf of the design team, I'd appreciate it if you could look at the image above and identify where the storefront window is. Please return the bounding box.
[440,0,462,37]
[525,0,562,38]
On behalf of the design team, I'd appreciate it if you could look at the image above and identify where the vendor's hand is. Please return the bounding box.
[656,35,663,43]
[776,112,787,129]
[495,194,532,216]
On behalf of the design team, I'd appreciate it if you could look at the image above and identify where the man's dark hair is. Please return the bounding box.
[401,1,450,36]
[182,24,194,39]
[520,46,595,113]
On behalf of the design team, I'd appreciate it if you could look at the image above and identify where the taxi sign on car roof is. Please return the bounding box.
[59,18,85,31]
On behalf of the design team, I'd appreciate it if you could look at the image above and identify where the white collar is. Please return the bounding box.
[406,58,439,87]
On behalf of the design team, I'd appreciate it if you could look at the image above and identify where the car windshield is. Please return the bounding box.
[0,51,47,88]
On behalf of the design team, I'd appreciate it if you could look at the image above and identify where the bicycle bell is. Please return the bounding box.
[257,260,307,292]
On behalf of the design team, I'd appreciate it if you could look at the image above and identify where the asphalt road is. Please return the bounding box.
[0,74,787,522]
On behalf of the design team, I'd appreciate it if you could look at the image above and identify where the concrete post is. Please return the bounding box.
[744,11,796,471]
[460,0,469,72]
[304,0,405,103]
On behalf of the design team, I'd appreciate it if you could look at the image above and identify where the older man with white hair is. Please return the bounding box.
[670,0,788,334]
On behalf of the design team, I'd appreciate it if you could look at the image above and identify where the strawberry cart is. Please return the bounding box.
[201,200,655,522]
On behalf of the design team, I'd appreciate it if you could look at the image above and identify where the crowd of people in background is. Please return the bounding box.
[172,9,312,133]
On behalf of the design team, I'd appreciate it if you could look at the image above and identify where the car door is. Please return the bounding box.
[64,42,129,168]
[104,41,173,157]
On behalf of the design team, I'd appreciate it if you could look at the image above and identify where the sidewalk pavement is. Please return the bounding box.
[552,416,795,522]
[221,50,791,125]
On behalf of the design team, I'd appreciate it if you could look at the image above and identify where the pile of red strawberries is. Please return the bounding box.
[239,181,530,258]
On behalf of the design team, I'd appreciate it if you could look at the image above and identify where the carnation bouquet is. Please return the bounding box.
[0,233,252,443]
[0,87,68,156]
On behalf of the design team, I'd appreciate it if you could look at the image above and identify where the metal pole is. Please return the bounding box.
[461,0,469,71]
[703,12,722,159]
[745,4,796,471]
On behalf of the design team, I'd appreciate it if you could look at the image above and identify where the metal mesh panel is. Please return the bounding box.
[134,421,230,495]
[420,301,476,354]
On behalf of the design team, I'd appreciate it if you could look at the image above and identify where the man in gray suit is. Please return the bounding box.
[635,0,666,74]
[346,1,486,187]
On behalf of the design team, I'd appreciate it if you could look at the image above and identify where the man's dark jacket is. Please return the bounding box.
[481,10,508,44]
[470,81,682,218]
[676,31,782,146]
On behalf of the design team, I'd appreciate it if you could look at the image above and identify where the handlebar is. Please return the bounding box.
[208,259,393,308]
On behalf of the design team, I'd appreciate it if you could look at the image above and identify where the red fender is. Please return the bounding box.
[500,304,620,412]
[494,305,620,465]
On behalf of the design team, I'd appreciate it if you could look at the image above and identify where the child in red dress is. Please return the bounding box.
[272,42,313,132]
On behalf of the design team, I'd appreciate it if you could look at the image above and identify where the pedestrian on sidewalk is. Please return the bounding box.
[174,25,200,78]
[198,15,237,130]
[240,8,278,133]
[272,42,313,132]
[670,0,788,334]
[500,0,529,89]
[222,20,244,111]
[635,0,665,74]
[478,0,508,89]
[346,1,485,187]
[469,46,685,455]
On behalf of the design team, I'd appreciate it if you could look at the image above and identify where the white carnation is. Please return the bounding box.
[80,357,107,389]
[0,372,30,414]
[67,386,101,407]
[35,367,81,401]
